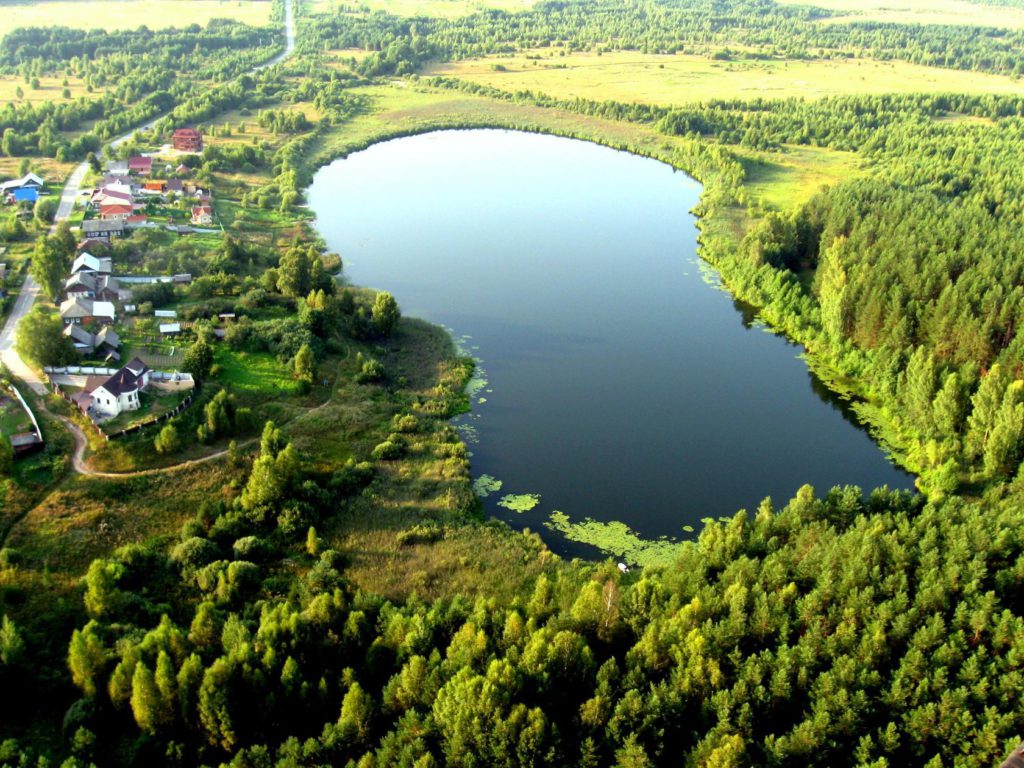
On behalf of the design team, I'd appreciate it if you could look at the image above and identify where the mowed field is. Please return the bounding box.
[426,50,1024,105]
[0,0,273,38]
[0,74,98,106]
[778,0,1024,28]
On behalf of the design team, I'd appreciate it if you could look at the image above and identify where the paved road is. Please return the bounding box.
[0,0,296,398]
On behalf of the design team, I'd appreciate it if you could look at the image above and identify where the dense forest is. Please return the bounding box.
[7,459,1024,767]
[6,0,1024,765]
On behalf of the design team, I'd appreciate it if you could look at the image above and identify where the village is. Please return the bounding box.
[1,128,223,439]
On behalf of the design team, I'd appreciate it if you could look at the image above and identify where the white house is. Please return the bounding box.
[0,172,44,193]
[59,298,115,325]
[85,358,150,418]
[72,252,113,276]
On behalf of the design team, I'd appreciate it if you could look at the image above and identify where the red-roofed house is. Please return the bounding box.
[128,156,152,175]
[191,205,214,226]
[172,128,203,152]
[99,203,133,221]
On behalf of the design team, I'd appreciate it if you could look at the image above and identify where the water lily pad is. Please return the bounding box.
[546,511,682,569]
[472,474,502,498]
[497,493,541,513]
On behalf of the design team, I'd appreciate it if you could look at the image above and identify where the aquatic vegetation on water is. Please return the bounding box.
[473,474,503,498]
[497,493,541,513]
[456,423,479,444]
[546,511,681,569]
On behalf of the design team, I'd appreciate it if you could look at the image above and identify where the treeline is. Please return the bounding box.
[6,472,1024,766]
[303,0,1024,76]
[0,22,278,71]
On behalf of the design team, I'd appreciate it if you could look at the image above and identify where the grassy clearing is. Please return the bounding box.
[0,395,32,436]
[308,0,535,19]
[778,0,1024,28]
[0,74,100,107]
[214,347,302,395]
[740,145,861,211]
[425,50,1024,105]
[0,0,274,39]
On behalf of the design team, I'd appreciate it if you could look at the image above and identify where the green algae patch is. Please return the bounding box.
[545,511,682,569]
[497,493,541,513]
[473,474,503,498]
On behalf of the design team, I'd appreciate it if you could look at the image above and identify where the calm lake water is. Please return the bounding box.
[309,129,913,557]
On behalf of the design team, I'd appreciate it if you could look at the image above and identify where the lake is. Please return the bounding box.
[308,129,913,560]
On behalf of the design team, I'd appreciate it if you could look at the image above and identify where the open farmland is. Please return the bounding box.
[426,50,1024,105]
[778,0,1024,28]
[0,0,274,39]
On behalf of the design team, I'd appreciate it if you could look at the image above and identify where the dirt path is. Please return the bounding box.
[53,409,239,478]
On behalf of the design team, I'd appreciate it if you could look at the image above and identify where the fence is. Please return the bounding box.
[51,384,197,441]
[44,366,194,384]
[45,366,197,442]
[7,382,44,454]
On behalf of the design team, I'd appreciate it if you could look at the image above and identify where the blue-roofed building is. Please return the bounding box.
[11,188,38,203]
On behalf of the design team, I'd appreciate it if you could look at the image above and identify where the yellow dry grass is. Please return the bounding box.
[426,50,1024,105]
[0,0,274,39]
[778,0,1024,28]
[0,74,99,107]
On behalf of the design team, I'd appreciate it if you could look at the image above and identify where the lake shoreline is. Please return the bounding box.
[307,127,914,565]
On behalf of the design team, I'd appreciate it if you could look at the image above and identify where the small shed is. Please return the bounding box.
[159,323,181,335]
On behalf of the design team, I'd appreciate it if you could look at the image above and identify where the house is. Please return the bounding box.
[126,214,148,228]
[63,323,96,353]
[106,159,130,176]
[85,358,151,418]
[96,327,121,359]
[172,128,203,152]
[77,238,108,253]
[65,324,121,360]
[81,219,124,241]
[143,180,165,194]
[99,203,133,221]
[91,185,133,206]
[0,173,44,193]
[94,276,126,303]
[72,252,113,276]
[128,156,152,176]
[64,271,99,298]
[9,187,38,204]
[59,298,115,325]
[190,205,214,226]
[165,179,183,194]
